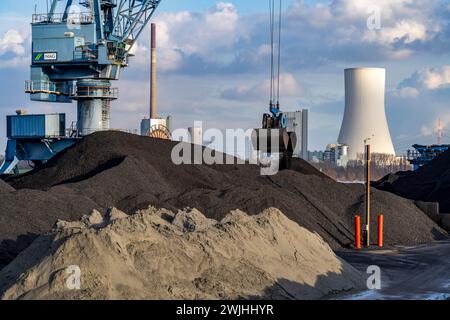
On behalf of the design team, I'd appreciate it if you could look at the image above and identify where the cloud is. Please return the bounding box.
[288,0,446,61]
[132,3,241,73]
[392,86,419,98]
[420,66,450,90]
[126,0,450,76]
[386,65,450,150]
[220,73,302,101]
[130,42,183,72]
[363,20,429,45]
[399,65,450,91]
[0,29,26,56]
[0,28,30,68]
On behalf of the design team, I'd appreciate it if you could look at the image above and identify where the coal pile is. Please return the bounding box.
[375,149,450,213]
[0,180,14,193]
[0,131,447,269]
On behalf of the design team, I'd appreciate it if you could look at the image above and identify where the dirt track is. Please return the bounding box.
[338,242,450,300]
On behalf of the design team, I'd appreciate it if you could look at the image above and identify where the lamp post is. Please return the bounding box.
[363,137,372,247]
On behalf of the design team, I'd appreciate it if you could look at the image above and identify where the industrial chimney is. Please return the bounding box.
[140,23,172,139]
[338,68,395,159]
[150,23,157,120]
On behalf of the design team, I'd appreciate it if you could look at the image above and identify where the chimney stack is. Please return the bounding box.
[150,23,157,120]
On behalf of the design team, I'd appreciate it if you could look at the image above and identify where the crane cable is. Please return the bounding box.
[269,0,275,107]
[269,0,282,109]
[276,0,282,107]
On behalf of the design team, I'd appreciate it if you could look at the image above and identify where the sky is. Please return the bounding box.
[0,0,450,154]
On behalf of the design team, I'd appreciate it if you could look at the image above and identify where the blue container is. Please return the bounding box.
[7,113,65,139]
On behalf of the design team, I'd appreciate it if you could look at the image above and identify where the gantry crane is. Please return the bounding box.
[1,0,162,174]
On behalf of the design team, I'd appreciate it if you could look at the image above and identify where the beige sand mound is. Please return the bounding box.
[0,207,363,300]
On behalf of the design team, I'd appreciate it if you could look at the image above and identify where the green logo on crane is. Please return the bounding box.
[33,52,57,62]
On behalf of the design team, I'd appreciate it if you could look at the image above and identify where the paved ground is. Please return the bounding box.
[337,241,450,300]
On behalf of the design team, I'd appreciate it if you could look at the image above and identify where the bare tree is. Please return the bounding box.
[312,153,412,182]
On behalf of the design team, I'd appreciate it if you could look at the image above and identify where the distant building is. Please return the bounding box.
[140,116,172,139]
[324,143,350,167]
[308,150,324,163]
[285,109,308,160]
[407,144,450,170]
[338,68,395,159]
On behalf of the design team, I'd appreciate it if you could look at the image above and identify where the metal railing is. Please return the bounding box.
[26,81,119,100]
[71,87,119,99]
[32,12,94,24]
[25,80,72,96]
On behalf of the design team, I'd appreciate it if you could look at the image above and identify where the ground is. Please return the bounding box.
[338,241,450,300]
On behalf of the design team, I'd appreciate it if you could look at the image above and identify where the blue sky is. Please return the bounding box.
[0,0,299,15]
[0,0,450,154]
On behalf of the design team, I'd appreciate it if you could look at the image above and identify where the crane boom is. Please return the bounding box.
[112,0,162,47]
[45,0,161,55]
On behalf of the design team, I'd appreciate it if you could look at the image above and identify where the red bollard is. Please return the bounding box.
[378,214,384,248]
[355,215,361,250]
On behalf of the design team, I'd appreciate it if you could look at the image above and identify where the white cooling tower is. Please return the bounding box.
[338,68,395,159]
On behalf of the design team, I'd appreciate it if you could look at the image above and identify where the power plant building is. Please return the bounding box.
[324,144,350,167]
[285,110,308,160]
[338,68,395,159]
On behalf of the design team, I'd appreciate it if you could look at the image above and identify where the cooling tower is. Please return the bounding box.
[338,68,395,159]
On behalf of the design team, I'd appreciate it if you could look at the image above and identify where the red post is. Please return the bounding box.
[355,215,361,250]
[378,214,384,248]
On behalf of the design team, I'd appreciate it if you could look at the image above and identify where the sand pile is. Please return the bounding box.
[376,149,450,213]
[0,132,447,269]
[0,207,364,300]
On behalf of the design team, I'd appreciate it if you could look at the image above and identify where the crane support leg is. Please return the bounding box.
[0,140,20,174]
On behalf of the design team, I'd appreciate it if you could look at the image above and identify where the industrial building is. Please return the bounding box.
[406,120,449,170]
[323,144,350,167]
[308,150,325,163]
[140,23,171,140]
[285,110,309,160]
[408,144,450,170]
[338,68,395,159]
[140,117,172,138]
